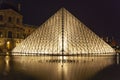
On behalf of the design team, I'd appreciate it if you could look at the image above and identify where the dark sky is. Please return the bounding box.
[9,0,120,42]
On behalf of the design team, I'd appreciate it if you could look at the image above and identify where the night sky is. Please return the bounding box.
[8,0,120,43]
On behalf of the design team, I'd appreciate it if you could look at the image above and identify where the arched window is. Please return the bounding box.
[8,17,12,22]
[0,32,3,37]
[17,18,20,24]
[0,15,3,21]
[8,31,12,38]
[23,34,26,39]
[17,33,19,38]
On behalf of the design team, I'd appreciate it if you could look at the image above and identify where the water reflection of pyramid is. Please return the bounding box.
[12,8,115,55]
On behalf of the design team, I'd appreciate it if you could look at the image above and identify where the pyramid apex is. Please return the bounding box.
[58,7,68,11]
[12,7,115,55]
[60,7,65,9]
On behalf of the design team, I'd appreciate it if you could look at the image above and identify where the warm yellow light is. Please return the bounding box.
[0,40,4,46]
[6,52,9,56]
[59,35,62,52]
[64,37,67,52]
[7,41,10,44]
[5,56,10,72]
[7,41,10,49]
[12,8,115,55]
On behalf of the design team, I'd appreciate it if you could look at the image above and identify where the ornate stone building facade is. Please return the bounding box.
[0,2,36,52]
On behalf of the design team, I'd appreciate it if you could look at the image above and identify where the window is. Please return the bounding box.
[8,31,12,38]
[8,17,12,22]
[17,33,19,38]
[17,18,20,24]
[23,34,26,39]
[0,15,3,21]
[0,32,3,38]
[29,29,31,33]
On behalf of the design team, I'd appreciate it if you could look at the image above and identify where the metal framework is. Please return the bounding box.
[12,8,115,55]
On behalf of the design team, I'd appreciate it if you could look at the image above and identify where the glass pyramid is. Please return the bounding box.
[12,8,115,55]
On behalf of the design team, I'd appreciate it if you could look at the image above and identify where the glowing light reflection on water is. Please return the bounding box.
[0,55,118,80]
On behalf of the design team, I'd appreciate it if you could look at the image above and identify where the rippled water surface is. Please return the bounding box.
[0,55,120,80]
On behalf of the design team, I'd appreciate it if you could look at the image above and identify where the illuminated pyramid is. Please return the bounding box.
[12,8,115,55]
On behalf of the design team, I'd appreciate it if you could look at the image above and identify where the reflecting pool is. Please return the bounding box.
[0,55,120,80]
